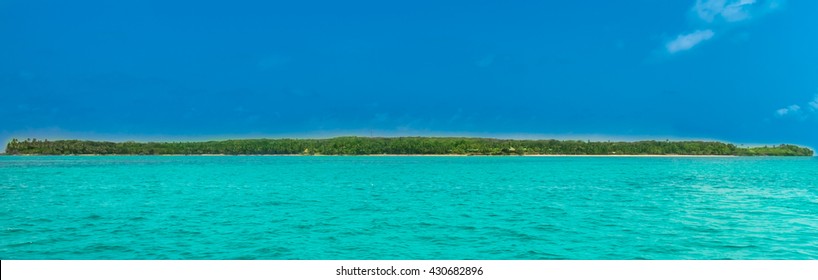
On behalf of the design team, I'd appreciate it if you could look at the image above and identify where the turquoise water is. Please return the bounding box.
[1,156,816,259]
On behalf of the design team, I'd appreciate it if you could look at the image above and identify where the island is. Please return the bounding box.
[3,137,813,156]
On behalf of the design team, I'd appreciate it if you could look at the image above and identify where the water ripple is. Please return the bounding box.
[1,156,816,259]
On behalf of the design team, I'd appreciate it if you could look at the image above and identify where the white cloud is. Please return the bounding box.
[774,92,818,122]
[775,105,800,116]
[722,0,757,21]
[696,0,758,23]
[663,0,781,55]
[666,30,715,54]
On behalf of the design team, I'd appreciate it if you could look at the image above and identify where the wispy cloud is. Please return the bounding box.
[666,30,715,54]
[663,0,782,54]
[775,94,818,120]
[809,95,818,111]
[696,0,757,22]
[775,104,800,116]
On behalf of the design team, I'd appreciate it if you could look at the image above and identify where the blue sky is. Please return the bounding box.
[1,0,817,148]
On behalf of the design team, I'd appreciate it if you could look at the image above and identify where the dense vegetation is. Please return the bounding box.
[4,137,813,156]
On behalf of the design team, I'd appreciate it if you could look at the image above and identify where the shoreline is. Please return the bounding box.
[7,137,812,156]
[2,154,749,157]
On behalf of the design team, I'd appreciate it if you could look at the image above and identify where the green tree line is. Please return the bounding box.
[3,137,814,156]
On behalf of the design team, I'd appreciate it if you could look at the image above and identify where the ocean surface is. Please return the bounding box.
[1,156,816,260]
